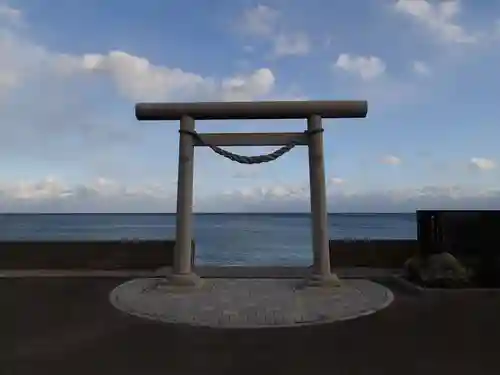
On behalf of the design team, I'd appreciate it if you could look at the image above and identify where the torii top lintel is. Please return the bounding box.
[135,100,368,121]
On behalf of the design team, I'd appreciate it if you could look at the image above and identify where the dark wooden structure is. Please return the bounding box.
[417,210,500,286]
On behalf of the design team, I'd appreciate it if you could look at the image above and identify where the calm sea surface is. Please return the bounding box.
[0,213,416,266]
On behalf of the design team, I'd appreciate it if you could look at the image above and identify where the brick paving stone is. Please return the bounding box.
[110,278,394,328]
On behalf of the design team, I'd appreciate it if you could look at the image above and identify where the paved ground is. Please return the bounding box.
[0,266,401,278]
[3,276,500,375]
[110,278,393,328]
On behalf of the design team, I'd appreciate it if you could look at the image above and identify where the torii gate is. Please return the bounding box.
[135,100,368,289]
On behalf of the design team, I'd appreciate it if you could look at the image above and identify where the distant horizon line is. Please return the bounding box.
[0,212,417,215]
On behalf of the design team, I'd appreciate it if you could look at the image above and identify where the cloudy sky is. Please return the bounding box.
[1,0,499,212]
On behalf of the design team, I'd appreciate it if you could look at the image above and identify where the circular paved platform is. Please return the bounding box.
[110,278,394,329]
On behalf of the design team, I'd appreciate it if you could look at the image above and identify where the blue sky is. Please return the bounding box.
[0,0,500,212]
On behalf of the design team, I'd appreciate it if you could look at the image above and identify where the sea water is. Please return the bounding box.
[0,213,416,266]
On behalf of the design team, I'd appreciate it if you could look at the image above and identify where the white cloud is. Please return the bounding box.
[0,16,279,161]
[211,183,500,212]
[237,5,311,58]
[0,176,177,212]
[0,3,21,23]
[6,176,68,200]
[0,12,278,103]
[412,60,431,76]
[2,176,498,213]
[50,50,276,102]
[0,176,170,201]
[273,32,310,57]
[469,157,496,171]
[328,177,345,186]
[381,155,402,165]
[220,68,275,101]
[334,54,386,81]
[238,4,279,37]
[394,0,478,44]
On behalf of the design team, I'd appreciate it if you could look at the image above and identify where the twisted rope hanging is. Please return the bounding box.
[180,128,323,165]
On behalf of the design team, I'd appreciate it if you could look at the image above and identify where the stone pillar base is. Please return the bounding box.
[147,273,203,293]
[302,272,342,288]
[168,272,203,286]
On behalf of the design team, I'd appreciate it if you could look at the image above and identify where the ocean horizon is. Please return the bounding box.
[0,213,416,266]
[0,212,415,214]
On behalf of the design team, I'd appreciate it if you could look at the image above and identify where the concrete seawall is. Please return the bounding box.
[0,239,416,270]
[0,240,195,270]
[329,239,417,268]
